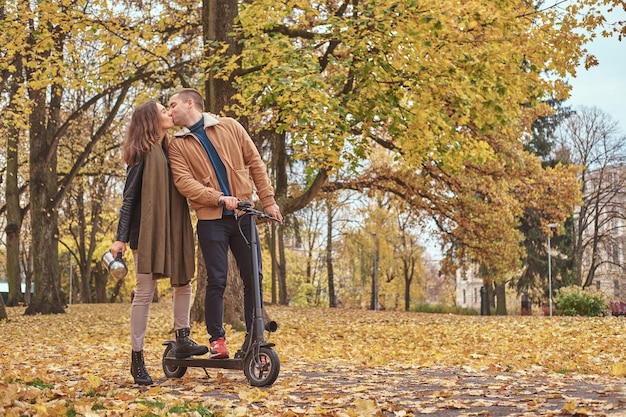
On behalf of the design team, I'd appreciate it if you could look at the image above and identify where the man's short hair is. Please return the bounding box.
[172,88,204,112]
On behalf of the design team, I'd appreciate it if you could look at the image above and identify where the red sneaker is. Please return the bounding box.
[210,337,229,359]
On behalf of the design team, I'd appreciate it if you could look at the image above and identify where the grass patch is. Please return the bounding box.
[26,378,54,390]
[169,403,214,416]
[136,399,166,409]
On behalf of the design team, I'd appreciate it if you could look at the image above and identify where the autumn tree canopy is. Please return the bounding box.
[2,0,626,311]
[0,0,202,313]
[228,0,618,276]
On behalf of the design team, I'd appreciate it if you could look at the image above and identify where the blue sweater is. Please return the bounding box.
[189,118,233,215]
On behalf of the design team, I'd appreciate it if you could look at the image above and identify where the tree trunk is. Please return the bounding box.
[495,282,507,315]
[204,0,240,116]
[198,0,243,328]
[5,222,22,306]
[224,250,246,331]
[481,281,492,316]
[75,186,92,303]
[371,236,379,310]
[79,176,106,304]
[190,244,206,323]
[93,262,108,303]
[5,55,24,307]
[24,19,67,315]
[0,294,7,321]
[190,244,207,324]
[403,257,414,312]
[25,87,65,315]
[21,251,32,305]
[405,276,411,311]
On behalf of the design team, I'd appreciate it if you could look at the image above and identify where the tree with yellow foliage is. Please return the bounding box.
[1,0,201,314]
[231,0,612,279]
[3,0,626,315]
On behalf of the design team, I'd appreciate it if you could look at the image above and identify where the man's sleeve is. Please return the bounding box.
[237,122,277,208]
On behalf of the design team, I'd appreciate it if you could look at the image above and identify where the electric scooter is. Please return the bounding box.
[161,202,280,387]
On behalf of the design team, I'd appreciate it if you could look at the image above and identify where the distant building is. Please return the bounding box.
[455,263,525,314]
[578,164,626,300]
[455,263,482,310]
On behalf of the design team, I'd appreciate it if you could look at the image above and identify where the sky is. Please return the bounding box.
[566,14,626,131]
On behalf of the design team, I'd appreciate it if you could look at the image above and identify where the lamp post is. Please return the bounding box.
[547,223,559,316]
[371,232,378,311]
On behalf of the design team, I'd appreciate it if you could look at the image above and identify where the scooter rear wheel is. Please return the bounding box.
[243,345,280,387]
[162,343,187,378]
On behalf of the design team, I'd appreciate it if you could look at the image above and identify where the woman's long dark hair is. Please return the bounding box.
[122,101,163,166]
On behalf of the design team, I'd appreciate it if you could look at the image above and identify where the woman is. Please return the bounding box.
[110,101,208,385]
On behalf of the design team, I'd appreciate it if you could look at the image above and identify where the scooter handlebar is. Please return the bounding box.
[237,201,252,209]
[236,201,280,222]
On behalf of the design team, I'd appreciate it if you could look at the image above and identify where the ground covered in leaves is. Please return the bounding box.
[2,302,626,416]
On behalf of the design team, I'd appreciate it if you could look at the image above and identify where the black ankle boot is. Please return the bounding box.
[175,328,209,359]
[130,350,153,385]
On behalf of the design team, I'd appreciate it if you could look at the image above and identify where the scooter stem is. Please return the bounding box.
[249,214,266,343]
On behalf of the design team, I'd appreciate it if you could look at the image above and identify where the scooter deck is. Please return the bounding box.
[163,356,244,370]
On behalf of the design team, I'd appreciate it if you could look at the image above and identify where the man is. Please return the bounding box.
[167,88,282,359]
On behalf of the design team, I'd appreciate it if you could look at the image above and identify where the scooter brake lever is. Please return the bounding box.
[237,201,253,210]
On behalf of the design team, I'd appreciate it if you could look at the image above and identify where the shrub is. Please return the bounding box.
[554,285,609,317]
[289,283,317,307]
[412,303,479,315]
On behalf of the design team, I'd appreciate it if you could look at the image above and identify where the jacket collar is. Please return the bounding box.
[173,113,220,137]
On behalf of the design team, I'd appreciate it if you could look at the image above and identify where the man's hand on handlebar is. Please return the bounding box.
[218,195,240,211]
[264,203,283,223]
[233,201,283,223]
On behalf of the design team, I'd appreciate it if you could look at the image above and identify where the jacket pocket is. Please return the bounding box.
[231,167,253,196]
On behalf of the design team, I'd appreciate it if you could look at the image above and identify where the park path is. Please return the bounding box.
[157,363,626,416]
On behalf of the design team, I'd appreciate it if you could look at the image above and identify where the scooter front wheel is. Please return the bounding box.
[162,343,187,378]
[244,346,280,387]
